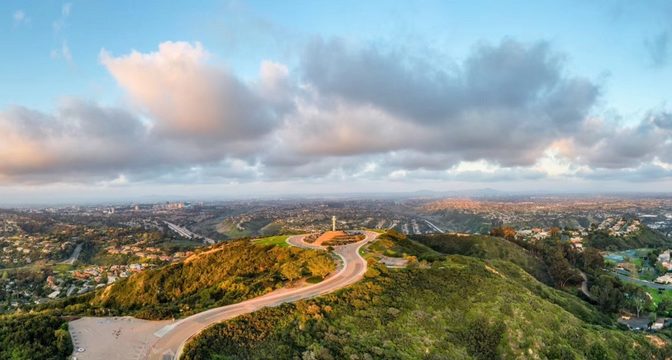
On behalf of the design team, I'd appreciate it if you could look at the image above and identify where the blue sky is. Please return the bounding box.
[3,1,670,114]
[1,1,672,202]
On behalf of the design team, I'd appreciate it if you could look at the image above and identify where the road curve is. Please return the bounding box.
[146,230,378,360]
[578,271,595,300]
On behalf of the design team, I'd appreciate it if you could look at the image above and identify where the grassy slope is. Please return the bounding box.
[412,233,552,284]
[83,240,334,319]
[252,235,290,247]
[183,256,667,360]
[366,231,443,261]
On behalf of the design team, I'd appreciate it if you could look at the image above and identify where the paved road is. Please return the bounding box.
[164,221,215,245]
[61,243,82,265]
[578,271,595,300]
[150,231,377,360]
[423,219,445,234]
[611,271,672,290]
[69,231,377,360]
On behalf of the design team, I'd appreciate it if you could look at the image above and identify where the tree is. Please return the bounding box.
[280,262,302,281]
[590,275,626,314]
[656,262,667,276]
[646,249,660,266]
[581,248,604,272]
[490,226,516,241]
[54,327,72,354]
[626,286,652,318]
[306,257,334,278]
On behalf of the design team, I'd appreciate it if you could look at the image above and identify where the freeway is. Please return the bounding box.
[611,271,672,290]
[164,221,215,245]
[423,219,445,233]
[69,231,378,360]
[61,243,82,265]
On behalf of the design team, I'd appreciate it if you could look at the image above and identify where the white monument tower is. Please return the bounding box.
[332,216,336,232]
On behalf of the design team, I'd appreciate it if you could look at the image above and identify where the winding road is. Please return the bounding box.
[69,231,378,360]
[579,271,595,300]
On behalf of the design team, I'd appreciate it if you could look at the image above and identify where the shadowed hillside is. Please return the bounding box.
[183,255,668,359]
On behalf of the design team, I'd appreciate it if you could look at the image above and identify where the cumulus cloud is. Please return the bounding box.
[297,38,599,167]
[0,98,264,184]
[1,39,671,186]
[562,111,672,169]
[0,100,148,181]
[101,42,280,142]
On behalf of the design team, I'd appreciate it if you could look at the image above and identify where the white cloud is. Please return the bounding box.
[100,41,279,142]
[1,39,671,187]
[13,10,29,26]
[62,3,72,17]
[53,3,72,32]
[51,41,73,63]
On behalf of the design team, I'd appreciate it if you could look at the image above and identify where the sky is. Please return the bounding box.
[1,0,672,203]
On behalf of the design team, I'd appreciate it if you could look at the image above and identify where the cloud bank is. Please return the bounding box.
[1,39,671,186]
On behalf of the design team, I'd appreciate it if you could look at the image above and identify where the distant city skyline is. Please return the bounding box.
[1,0,672,202]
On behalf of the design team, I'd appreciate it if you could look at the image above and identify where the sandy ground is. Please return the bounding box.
[313,230,346,246]
[69,317,171,360]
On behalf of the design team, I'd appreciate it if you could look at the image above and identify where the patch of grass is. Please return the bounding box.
[51,264,74,273]
[645,287,672,307]
[364,228,386,234]
[253,235,290,247]
[217,218,277,239]
[306,276,323,284]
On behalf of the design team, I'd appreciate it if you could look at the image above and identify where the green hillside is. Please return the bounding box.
[412,233,552,283]
[85,240,335,319]
[366,230,443,261]
[182,255,668,360]
[586,227,671,251]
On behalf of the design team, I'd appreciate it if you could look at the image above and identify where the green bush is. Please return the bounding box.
[0,314,72,360]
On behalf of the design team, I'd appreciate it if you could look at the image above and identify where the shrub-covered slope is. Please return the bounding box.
[87,240,335,319]
[586,227,671,251]
[182,255,669,360]
[412,233,552,283]
[366,230,443,261]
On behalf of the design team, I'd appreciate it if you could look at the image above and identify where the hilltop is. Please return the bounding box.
[73,239,335,319]
[182,254,666,359]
